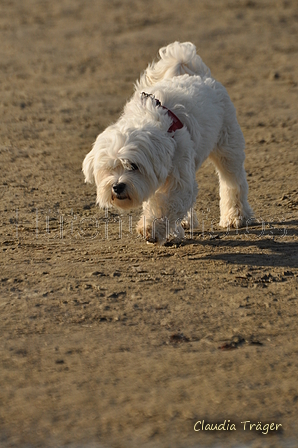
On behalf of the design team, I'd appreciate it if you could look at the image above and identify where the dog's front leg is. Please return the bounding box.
[136,213,169,245]
[137,129,198,244]
[136,196,171,245]
[136,187,196,245]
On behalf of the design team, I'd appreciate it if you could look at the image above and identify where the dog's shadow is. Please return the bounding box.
[173,219,298,269]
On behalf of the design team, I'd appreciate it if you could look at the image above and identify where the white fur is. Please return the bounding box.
[83,41,253,245]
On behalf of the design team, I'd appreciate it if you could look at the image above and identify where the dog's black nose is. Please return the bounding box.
[112,183,126,195]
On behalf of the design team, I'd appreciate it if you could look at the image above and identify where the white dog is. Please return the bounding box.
[83,42,253,244]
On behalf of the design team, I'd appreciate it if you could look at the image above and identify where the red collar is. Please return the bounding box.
[141,92,183,134]
[161,105,184,133]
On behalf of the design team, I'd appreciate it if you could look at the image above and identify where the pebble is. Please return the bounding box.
[89,271,104,277]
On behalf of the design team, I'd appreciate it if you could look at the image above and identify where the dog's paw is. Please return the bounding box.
[139,227,167,245]
[181,211,199,230]
[219,210,253,229]
[136,218,168,245]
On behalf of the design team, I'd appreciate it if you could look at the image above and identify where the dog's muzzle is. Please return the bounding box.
[112,182,128,200]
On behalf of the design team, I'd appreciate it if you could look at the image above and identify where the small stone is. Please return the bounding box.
[269,71,280,80]
[90,271,104,276]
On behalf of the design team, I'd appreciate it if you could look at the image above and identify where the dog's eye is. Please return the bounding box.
[130,163,138,171]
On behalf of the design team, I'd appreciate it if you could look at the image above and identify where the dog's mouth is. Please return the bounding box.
[111,193,134,210]
[111,193,130,202]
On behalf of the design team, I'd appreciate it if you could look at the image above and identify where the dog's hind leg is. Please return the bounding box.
[209,125,253,229]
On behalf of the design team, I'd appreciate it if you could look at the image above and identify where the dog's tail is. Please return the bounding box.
[138,42,211,88]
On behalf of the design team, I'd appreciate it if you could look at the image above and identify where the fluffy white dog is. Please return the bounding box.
[83,42,253,244]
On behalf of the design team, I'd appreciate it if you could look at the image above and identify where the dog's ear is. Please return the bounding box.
[82,150,95,183]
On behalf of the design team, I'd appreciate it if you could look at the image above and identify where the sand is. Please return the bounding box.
[0,0,298,447]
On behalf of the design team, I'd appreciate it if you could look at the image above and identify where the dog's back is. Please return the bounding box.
[136,42,211,90]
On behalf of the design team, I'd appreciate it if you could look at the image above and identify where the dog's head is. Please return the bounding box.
[82,121,175,210]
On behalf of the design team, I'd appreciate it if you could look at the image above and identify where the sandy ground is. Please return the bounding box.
[1,0,298,447]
